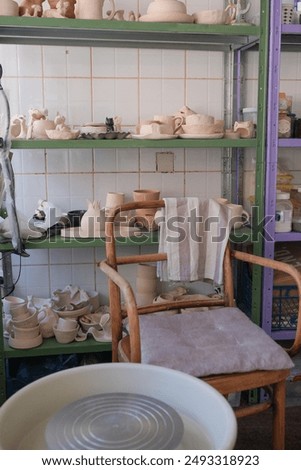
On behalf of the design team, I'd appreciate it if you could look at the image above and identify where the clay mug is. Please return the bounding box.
[75,0,116,20]
[177,105,197,118]
[140,122,167,135]
[233,120,255,138]
[227,204,250,229]
[153,115,184,135]
[2,296,26,316]
[105,192,125,209]
[0,0,19,16]
[57,318,78,331]
[133,189,160,217]
[13,325,40,340]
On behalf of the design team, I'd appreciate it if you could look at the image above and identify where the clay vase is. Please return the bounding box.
[133,189,160,231]
[136,263,157,306]
[75,0,116,20]
[48,0,76,18]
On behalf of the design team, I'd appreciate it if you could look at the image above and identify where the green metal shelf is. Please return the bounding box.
[0,232,159,252]
[11,138,257,150]
[3,337,111,358]
[0,17,259,51]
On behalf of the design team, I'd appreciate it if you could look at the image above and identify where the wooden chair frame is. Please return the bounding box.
[99,200,301,450]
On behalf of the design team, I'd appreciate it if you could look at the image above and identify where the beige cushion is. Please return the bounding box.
[122,307,294,377]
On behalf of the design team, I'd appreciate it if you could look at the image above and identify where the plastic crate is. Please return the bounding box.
[236,261,298,331]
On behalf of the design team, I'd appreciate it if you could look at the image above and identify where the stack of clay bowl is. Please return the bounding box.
[135,264,158,306]
[5,297,42,349]
[180,113,224,138]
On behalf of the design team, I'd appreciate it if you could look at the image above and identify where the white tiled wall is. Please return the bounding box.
[0,0,260,301]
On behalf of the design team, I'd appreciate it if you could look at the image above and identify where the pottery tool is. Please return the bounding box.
[0,64,28,256]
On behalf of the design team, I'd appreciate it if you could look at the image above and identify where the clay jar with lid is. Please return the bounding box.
[278,112,292,138]
[275,191,293,233]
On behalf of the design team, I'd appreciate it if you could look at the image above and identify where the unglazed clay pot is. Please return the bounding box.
[75,0,115,20]
[133,189,160,231]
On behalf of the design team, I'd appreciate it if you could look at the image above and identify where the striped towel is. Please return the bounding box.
[156,197,233,285]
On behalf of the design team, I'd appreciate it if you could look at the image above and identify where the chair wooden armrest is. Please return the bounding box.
[231,249,301,356]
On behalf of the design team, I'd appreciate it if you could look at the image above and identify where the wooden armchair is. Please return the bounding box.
[99,199,301,450]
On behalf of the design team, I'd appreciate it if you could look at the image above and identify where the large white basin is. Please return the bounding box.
[0,363,237,450]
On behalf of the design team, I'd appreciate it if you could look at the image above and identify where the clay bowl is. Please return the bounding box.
[193,10,229,25]
[8,334,43,350]
[13,324,40,340]
[45,129,80,140]
[11,307,38,328]
[53,325,79,344]
[53,304,91,319]
[2,296,26,316]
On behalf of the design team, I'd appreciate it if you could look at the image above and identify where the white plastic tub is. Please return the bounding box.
[0,363,237,450]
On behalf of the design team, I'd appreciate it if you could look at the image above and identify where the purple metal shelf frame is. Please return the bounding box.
[263,0,301,340]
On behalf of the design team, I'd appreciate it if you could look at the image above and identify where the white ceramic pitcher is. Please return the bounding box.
[75,0,115,20]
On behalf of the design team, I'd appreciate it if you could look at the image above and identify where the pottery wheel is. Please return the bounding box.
[45,392,184,450]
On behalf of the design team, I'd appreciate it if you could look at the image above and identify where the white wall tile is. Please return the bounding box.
[17,45,43,77]
[43,46,68,77]
[67,47,91,77]
[67,78,92,126]
[0,45,18,76]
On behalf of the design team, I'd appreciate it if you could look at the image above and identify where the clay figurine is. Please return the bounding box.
[19,0,46,17]
[47,0,76,18]
[10,114,27,139]
[26,108,55,139]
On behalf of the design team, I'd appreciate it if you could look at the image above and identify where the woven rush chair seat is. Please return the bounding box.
[99,199,301,450]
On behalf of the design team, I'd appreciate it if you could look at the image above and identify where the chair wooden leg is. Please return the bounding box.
[272,380,286,450]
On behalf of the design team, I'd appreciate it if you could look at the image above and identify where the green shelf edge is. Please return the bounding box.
[4,337,111,358]
[0,232,160,251]
[11,138,257,150]
[0,16,259,36]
